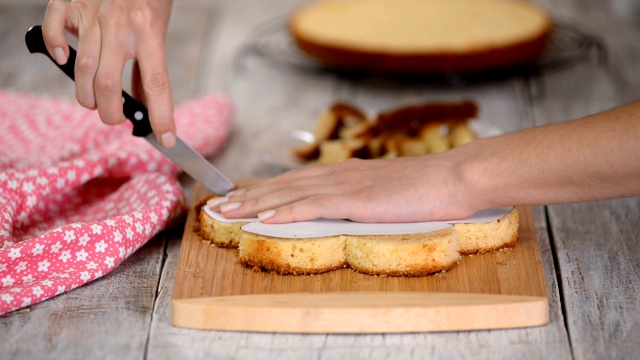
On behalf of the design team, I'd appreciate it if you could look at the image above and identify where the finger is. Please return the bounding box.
[258,195,346,224]
[93,27,127,125]
[221,160,373,216]
[42,0,71,65]
[131,60,146,106]
[260,190,408,224]
[253,159,369,195]
[218,172,351,216]
[74,24,101,109]
[259,165,337,187]
[136,38,175,148]
[237,167,346,202]
[222,183,343,218]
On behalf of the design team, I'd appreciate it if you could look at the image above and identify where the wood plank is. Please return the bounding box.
[174,292,548,333]
[530,1,640,359]
[550,200,640,359]
[0,233,167,359]
[0,5,75,99]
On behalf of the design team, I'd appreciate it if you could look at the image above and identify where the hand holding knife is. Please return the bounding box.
[25,25,235,196]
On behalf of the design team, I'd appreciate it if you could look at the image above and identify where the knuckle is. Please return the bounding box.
[227,194,244,203]
[96,14,119,29]
[130,7,153,25]
[244,197,265,211]
[75,55,96,75]
[282,168,304,179]
[143,72,170,95]
[129,7,165,34]
[42,27,61,44]
[282,204,301,222]
[71,0,90,11]
[100,114,122,125]
[147,114,174,134]
[337,158,363,171]
[287,185,308,198]
[97,106,122,124]
[75,94,95,109]
[94,74,120,93]
[46,0,60,9]
[96,3,127,28]
[309,194,332,209]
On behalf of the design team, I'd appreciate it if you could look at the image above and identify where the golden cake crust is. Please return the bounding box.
[199,197,519,277]
[198,207,245,248]
[345,228,460,276]
[239,234,346,275]
[289,0,553,74]
[454,207,520,254]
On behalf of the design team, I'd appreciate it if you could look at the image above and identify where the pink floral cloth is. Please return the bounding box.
[0,90,232,314]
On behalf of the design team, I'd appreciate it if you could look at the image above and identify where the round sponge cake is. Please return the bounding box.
[239,233,347,275]
[345,228,460,276]
[290,0,553,74]
[454,207,520,254]
[199,199,518,277]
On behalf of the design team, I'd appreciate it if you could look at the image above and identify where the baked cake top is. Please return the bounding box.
[290,0,552,54]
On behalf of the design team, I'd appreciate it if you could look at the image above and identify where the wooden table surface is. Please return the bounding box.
[1,0,638,359]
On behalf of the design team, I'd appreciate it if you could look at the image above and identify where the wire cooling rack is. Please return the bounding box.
[235,16,607,84]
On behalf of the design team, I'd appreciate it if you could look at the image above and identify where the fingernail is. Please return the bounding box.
[258,210,276,221]
[220,202,241,212]
[227,188,246,197]
[160,132,176,148]
[53,47,67,65]
[207,196,228,209]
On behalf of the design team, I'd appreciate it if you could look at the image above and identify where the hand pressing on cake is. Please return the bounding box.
[211,154,482,223]
[213,99,640,224]
[42,0,177,148]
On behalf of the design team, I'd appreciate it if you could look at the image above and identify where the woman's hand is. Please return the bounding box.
[209,98,640,224]
[42,0,176,147]
[210,155,480,224]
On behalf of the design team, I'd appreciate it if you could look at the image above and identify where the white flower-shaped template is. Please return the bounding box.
[203,206,514,239]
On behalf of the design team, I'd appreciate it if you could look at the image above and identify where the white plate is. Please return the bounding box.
[259,129,316,170]
[259,122,504,170]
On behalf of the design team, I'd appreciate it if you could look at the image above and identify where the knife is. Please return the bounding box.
[25,25,236,195]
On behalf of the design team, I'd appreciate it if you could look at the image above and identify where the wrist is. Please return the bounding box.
[452,138,499,213]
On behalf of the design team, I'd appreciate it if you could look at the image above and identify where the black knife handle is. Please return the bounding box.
[25,25,153,137]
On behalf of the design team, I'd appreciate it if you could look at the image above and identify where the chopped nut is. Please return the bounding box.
[449,121,477,147]
[293,100,478,164]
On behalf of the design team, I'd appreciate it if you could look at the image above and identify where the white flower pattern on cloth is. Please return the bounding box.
[0,90,232,314]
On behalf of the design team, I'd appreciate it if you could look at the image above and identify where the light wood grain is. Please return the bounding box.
[530,1,640,358]
[173,292,548,333]
[0,231,169,359]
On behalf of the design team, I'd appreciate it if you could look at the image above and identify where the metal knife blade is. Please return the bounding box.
[25,25,235,195]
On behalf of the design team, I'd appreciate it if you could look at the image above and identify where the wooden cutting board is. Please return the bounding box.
[171,182,548,333]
